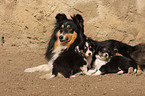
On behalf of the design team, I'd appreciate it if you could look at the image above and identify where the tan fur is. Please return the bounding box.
[115,53,123,56]
[54,31,60,49]
[136,63,142,76]
[61,25,64,29]
[66,32,77,50]
[54,31,77,50]
[80,50,86,56]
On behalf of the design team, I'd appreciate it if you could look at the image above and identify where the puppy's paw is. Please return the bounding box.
[88,69,97,74]
[92,70,102,76]
[136,70,142,76]
[128,67,134,74]
[117,70,124,75]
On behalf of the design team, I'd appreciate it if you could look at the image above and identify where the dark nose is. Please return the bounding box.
[59,35,63,40]
[88,53,91,56]
[105,54,108,57]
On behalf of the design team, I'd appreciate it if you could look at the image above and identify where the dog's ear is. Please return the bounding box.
[55,13,67,23]
[71,14,84,29]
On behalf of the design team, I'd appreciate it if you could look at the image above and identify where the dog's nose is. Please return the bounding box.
[105,54,108,57]
[88,53,91,56]
[59,35,63,40]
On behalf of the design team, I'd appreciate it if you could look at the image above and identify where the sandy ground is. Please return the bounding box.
[1,46,145,96]
[1,0,145,96]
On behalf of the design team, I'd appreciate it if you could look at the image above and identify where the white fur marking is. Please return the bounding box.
[86,42,89,47]
[94,55,109,70]
[24,64,50,72]
[117,70,124,75]
[24,45,67,73]
[85,42,92,57]
[92,70,102,76]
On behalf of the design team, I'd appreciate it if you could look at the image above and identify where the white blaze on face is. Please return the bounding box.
[85,42,92,57]
[59,33,66,41]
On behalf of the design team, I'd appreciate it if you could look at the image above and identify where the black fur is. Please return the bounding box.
[100,56,137,74]
[45,13,87,78]
[53,51,86,78]
[92,46,137,75]
[95,39,135,57]
[45,13,85,60]
[131,43,145,65]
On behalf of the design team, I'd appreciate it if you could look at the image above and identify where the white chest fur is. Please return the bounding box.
[48,45,67,69]
[94,55,109,70]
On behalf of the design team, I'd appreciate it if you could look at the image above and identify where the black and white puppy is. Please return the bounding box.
[88,46,111,75]
[76,37,95,69]
[90,46,137,76]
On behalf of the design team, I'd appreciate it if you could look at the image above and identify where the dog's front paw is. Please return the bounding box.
[136,70,142,76]
[88,69,97,74]
[92,70,102,76]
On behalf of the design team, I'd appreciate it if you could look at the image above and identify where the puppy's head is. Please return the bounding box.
[81,40,94,57]
[96,47,111,61]
[54,13,84,49]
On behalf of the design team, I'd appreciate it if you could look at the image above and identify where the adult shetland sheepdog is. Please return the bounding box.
[25,13,88,79]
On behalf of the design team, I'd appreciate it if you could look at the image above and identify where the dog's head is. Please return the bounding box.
[45,13,84,60]
[54,13,84,49]
[95,46,111,61]
[79,38,95,57]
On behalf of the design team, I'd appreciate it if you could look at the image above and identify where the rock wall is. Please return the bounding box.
[0,0,145,48]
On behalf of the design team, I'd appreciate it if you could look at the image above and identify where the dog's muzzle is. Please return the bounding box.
[59,35,65,42]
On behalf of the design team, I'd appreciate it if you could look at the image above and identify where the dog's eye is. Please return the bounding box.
[90,46,92,49]
[67,25,71,28]
[61,25,64,29]
[67,25,72,30]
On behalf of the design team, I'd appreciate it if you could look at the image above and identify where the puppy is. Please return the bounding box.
[88,46,111,75]
[90,46,137,76]
[25,13,88,79]
[76,37,95,68]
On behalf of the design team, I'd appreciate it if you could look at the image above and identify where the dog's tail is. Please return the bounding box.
[24,64,51,73]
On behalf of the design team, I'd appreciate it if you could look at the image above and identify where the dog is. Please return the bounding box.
[88,46,111,75]
[130,43,145,75]
[90,46,137,76]
[75,37,95,69]
[25,13,89,79]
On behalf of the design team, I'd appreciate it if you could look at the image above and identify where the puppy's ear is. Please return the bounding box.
[71,14,84,29]
[55,13,67,23]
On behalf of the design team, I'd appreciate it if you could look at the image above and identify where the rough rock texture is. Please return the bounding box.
[0,0,145,47]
